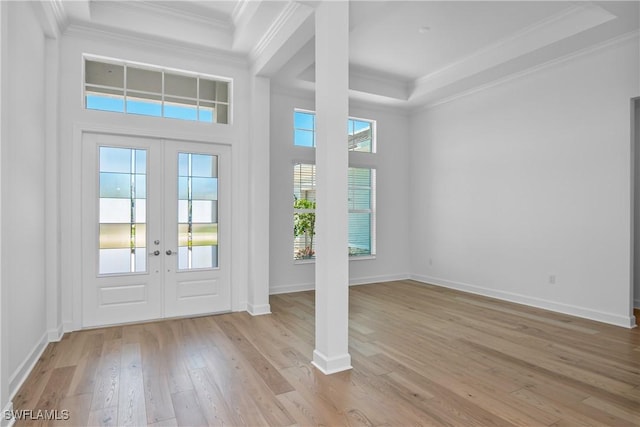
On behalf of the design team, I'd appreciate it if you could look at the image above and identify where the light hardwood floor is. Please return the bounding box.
[12,280,640,426]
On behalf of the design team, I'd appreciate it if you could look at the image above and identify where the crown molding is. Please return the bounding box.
[126,1,232,31]
[232,0,253,26]
[64,23,248,67]
[412,3,615,100]
[417,29,640,113]
[251,1,301,61]
[416,3,613,88]
[34,0,67,38]
[48,0,68,31]
[350,65,411,101]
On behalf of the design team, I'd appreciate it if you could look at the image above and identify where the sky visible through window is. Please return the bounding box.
[86,95,213,122]
[293,111,373,152]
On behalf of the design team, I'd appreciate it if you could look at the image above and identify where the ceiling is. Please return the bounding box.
[42,0,640,109]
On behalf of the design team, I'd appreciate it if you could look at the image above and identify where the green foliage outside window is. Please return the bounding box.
[294,197,316,259]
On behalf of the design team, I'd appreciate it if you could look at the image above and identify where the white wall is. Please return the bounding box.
[410,35,639,327]
[0,1,7,420]
[269,88,411,293]
[3,1,48,397]
[57,29,254,329]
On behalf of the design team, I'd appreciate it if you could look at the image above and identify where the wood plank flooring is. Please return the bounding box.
[12,280,640,426]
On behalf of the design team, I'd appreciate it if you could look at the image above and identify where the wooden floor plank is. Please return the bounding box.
[86,406,117,427]
[90,339,121,411]
[68,333,104,396]
[170,390,207,427]
[11,280,640,426]
[116,343,146,427]
[54,393,92,427]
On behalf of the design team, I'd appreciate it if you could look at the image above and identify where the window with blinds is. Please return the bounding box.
[293,163,376,260]
[84,57,231,124]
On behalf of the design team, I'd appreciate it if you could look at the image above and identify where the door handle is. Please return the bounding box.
[166,249,177,256]
[149,250,160,256]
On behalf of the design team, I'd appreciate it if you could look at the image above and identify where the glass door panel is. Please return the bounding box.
[177,152,218,270]
[98,147,147,274]
[83,134,230,327]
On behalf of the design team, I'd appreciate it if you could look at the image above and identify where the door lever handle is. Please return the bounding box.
[166,249,177,256]
[149,250,160,256]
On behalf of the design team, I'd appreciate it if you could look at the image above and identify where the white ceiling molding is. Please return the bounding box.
[295,63,412,104]
[410,3,616,102]
[421,28,640,112]
[131,1,232,30]
[64,23,248,66]
[232,1,282,53]
[250,1,315,76]
[350,66,411,102]
[232,0,255,26]
[87,1,234,51]
[32,0,66,38]
[252,1,303,61]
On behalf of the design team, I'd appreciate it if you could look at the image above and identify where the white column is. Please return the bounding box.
[45,36,62,341]
[312,0,351,375]
[248,75,272,315]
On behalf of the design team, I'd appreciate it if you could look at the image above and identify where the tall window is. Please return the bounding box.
[84,57,231,124]
[292,110,377,260]
[294,110,375,153]
[293,164,376,260]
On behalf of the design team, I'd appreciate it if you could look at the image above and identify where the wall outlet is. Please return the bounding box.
[549,274,556,284]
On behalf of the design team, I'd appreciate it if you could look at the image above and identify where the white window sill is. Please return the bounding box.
[294,255,376,265]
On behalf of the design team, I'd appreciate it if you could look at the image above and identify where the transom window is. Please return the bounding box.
[293,110,375,153]
[84,57,231,124]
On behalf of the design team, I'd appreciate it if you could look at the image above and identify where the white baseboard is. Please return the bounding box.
[311,349,352,375]
[9,332,49,400]
[2,401,15,427]
[247,303,271,316]
[349,273,410,287]
[270,273,411,295]
[411,274,636,329]
[47,324,64,342]
[270,282,315,295]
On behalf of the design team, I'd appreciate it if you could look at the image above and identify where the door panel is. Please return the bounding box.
[163,141,231,317]
[82,133,231,327]
[82,133,163,327]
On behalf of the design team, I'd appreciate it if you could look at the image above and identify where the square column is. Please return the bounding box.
[312,0,352,374]
[248,75,272,316]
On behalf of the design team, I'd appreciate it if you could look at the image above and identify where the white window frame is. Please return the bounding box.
[292,162,377,263]
[293,109,376,153]
[83,55,233,124]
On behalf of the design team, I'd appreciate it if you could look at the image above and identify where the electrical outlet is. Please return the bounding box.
[549,274,556,284]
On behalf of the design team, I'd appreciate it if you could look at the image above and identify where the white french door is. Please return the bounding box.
[81,133,231,328]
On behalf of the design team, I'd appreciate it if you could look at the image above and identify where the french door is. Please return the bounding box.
[82,133,231,328]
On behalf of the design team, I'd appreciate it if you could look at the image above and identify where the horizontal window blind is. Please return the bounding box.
[292,163,376,259]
